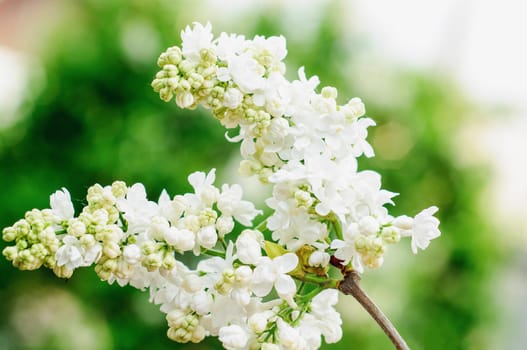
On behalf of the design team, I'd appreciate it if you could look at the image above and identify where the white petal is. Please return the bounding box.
[275,253,298,274]
[274,275,296,296]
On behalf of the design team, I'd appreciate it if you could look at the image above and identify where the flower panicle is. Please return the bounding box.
[2,22,441,350]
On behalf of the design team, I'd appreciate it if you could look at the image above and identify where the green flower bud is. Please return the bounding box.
[16,239,28,250]
[158,46,182,67]
[2,227,17,242]
[30,243,48,259]
[381,226,401,244]
[14,219,31,237]
[53,264,73,279]
[67,219,87,237]
[143,253,162,271]
[87,184,104,203]
[41,209,55,223]
[198,208,217,227]
[355,235,368,254]
[102,258,118,272]
[321,86,338,99]
[199,48,216,65]
[159,87,174,102]
[178,60,194,74]
[103,241,121,259]
[3,246,18,261]
[142,241,158,255]
[25,209,42,226]
[162,253,177,270]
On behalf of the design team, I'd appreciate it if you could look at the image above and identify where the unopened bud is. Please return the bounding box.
[53,264,74,279]
[3,246,18,261]
[2,227,17,242]
[110,181,127,198]
[321,86,338,99]
[381,226,401,244]
[103,241,121,259]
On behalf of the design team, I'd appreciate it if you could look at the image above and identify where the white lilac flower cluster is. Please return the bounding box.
[2,23,441,350]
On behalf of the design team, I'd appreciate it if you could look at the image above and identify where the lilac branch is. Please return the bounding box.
[338,270,410,350]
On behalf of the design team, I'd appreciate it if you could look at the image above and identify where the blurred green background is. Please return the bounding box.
[0,0,505,349]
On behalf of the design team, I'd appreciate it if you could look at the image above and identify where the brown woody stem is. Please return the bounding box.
[338,270,410,350]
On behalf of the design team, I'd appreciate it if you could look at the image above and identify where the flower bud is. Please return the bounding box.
[142,241,158,255]
[2,227,17,242]
[166,228,195,252]
[219,325,248,350]
[363,254,383,269]
[143,253,163,271]
[381,226,401,244]
[102,258,118,272]
[166,309,186,328]
[308,250,330,268]
[176,91,195,109]
[123,244,141,265]
[14,219,30,236]
[162,253,177,270]
[67,219,86,237]
[224,88,243,109]
[38,226,56,244]
[16,239,28,250]
[167,327,189,343]
[111,181,127,198]
[183,215,200,232]
[53,264,73,278]
[30,243,47,259]
[248,312,269,334]
[345,97,365,119]
[198,208,217,227]
[238,159,261,177]
[235,265,252,285]
[3,246,18,261]
[216,216,234,237]
[368,237,385,255]
[150,216,169,240]
[191,325,206,343]
[197,226,217,250]
[159,87,173,102]
[294,189,313,209]
[103,241,121,259]
[321,86,338,99]
[92,209,109,226]
[355,235,368,253]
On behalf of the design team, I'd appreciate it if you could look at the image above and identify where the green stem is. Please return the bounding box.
[119,211,128,232]
[297,281,306,295]
[202,249,226,258]
[293,273,339,289]
[332,218,343,240]
[219,237,227,250]
[255,218,268,232]
[297,286,324,302]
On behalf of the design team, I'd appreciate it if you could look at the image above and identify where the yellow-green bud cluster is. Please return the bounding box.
[152,46,217,108]
[152,40,287,184]
[354,225,402,269]
[2,210,60,271]
[166,309,206,343]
